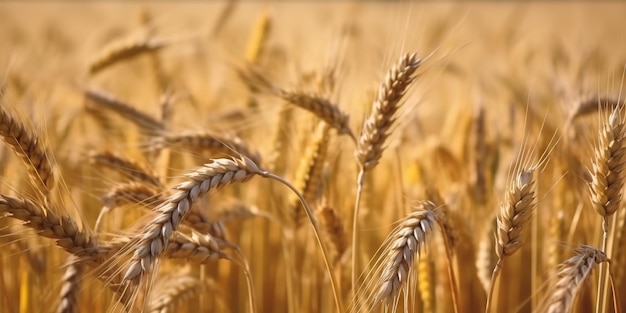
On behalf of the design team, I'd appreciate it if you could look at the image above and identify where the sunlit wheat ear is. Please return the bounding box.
[83,87,165,134]
[148,273,202,313]
[0,194,98,258]
[236,66,355,140]
[495,168,537,259]
[544,245,609,313]
[88,35,167,75]
[589,108,626,222]
[121,156,259,283]
[152,131,263,166]
[364,201,436,308]
[589,106,626,313]
[355,52,422,171]
[90,151,162,187]
[351,52,422,291]
[57,256,83,313]
[0,97,57,197]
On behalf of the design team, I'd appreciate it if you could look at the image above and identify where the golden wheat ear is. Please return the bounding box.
[0,98,57,198]
[542,245,609,313]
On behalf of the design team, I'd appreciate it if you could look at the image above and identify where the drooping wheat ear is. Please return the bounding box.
[57,256,83,313]
[245,10,271,64]
[589,108,626,221]
[291,122,330,226]
[495,168,537,259]
[370,201,436,307]
[544,245,609,313]
[317,206,347,264]
[0,194,97,257]
[83,87,165,134]
[148,273,202,313]
[90,151,162,187]
[88,35,167,74]
[571,96,623,121]
[152,131,262,166]
[355,52,421,171]
[121,156,260,283]
[236,66,355,139]
[0,100,56,195]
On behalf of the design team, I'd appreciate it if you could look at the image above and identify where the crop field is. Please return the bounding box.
[0,2,626,313]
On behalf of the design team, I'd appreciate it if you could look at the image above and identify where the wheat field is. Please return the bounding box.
[1,2,626,313]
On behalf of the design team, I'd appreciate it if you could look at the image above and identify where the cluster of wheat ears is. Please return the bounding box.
[1,2,626,313]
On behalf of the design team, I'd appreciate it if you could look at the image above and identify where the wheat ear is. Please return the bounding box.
[236,66,355,139]
[148,273,202,313]
[83,87,165,134]
[291,122,330,226]
[317,206,347,264]
[369,201,436,308]
[57,256,83,313]
[90,151,162,187]
[152,131,262,166]
[0,194,97,258]
[352,52,421,291]
[545,245,609,313]
[88,35,167,74]
[589,108,626,313]
[0,99,56,196]
[485,167,537,313]
[121,156,259,282]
